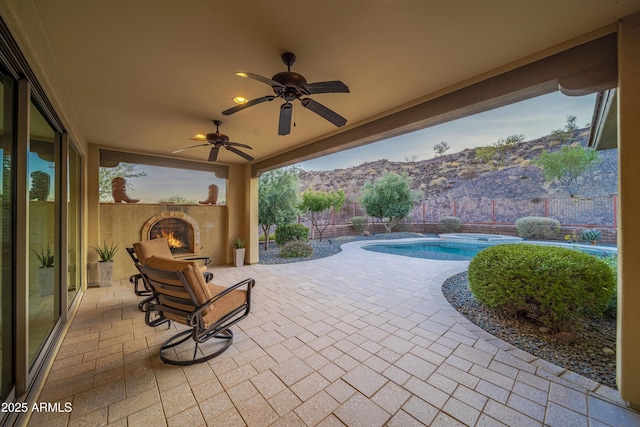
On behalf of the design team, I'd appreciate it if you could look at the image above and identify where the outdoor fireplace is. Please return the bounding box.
[141,212,201,256]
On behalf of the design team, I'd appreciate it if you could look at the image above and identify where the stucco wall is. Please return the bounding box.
[98,203,228,281]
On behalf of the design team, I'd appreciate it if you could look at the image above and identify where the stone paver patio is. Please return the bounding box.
[27,239,640,426]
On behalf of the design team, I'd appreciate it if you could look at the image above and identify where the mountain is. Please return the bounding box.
[297,129,618,201]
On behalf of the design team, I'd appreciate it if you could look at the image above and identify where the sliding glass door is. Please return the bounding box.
[28,102,59,366]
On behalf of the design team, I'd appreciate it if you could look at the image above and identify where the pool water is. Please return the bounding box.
[362,240,617,261]
[363,241,483,261]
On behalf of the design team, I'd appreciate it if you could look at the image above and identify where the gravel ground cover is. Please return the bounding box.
[258,232,617,389]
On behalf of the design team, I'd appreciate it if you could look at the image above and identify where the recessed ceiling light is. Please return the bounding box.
[233,96,248,104]
[194,134,206,140]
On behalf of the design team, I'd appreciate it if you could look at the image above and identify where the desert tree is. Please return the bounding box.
[299,188,346,241]
[550,115,578,145]
[361,172,419,233]
[258,166,300,249]
[533,145,600,196]
[433,141,450,157]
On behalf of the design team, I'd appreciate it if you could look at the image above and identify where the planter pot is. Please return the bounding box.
[234,248,245,267]
[38,267,54,296]
[97,261,114,287]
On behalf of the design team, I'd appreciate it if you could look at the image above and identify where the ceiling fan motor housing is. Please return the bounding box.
[206,132,228,144]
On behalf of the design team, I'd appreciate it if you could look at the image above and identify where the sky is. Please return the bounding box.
[298,91,598,171]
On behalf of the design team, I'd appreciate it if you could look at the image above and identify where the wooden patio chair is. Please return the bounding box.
[137,255,254,365]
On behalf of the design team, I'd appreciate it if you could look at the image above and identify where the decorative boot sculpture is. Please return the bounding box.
[111,177,139,203]
[199,184,219,205]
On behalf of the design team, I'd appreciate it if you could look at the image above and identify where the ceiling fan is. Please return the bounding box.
[222,52,350,135]
[172,120,254,162]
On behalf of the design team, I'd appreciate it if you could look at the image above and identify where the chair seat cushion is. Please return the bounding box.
[144,256,246,326]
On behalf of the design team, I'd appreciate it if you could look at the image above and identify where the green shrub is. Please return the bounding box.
[515,216,561,240]
[259,233,276,242]
[468,244,615,331]
[275,224,310,245]
[350,216,368,234]
[438,216,462,233]
[601,254,618,318]
[279,241,313,258]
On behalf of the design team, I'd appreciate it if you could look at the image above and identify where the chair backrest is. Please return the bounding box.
[140,256,213,325]
[132,238,174,265]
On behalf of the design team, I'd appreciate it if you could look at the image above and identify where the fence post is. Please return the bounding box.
[544,198,549,217]
[492,200,496,225]
[453,200,457,217]
[422,201,426,223]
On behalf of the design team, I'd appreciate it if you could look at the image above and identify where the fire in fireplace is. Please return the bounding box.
[149,218,194,255]
[141,212,201,256]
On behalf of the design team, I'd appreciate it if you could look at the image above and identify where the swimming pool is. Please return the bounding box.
[362,239,617,261]
[363,241,483,261]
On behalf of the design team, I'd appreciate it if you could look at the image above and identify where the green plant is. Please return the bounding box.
[580,228,602,244]
[533,144,600,196]
[259,233,276,242]
[91,241,119,261]
[437,216,462,233]
[233,237,245,249]
[350,216,368,234]
[601,254,618,318]
[299,188,346,242]
[564,230,579,244]
[258,167,301,250]
[275,224,310,245]
[468,244,615,331]
[515,216,561,240]
[361,172,419,233]
[32,244,54,268]
[279,240,313,258]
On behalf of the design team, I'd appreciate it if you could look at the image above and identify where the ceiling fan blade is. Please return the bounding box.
[226,146,255,161]
[278,102,293,135]
[238,72,285,88]
[303,81,350,94]
[222,95,276,115]
[208,146,220,162]
[227,142,253,149]
[300,98,347,127]
[172,143,209,153]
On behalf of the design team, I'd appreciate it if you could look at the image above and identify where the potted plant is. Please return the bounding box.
[233,237,245,267]
[32,244,54,296]
[580,228,602,245]
[91,241,119,287]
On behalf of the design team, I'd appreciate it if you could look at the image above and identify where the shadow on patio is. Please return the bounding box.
[27,240,640,426]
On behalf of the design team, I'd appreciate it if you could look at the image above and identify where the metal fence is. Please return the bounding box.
[304,195,617,229]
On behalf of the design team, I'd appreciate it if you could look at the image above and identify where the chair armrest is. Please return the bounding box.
[181,256,211,266]
[189,278,255,323]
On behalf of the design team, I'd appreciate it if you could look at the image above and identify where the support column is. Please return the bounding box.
[617,11,640,410]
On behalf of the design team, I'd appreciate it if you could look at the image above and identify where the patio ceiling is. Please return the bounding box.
[10,1,640,169]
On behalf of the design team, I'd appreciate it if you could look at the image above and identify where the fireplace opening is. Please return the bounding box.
[149,218,194,255]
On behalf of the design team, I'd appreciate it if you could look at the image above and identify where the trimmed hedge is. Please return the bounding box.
[438,216,462,233]
[275,224,310,245]
[279,241,313,258]
[468,244,615,331]
[515,216,560,240]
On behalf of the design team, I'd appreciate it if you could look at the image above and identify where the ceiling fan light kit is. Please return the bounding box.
[222,52,350,136]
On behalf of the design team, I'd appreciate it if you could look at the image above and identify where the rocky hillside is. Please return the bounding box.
[298,129,618,202]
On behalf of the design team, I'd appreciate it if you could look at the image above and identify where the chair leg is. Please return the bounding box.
[159,329,233,366]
